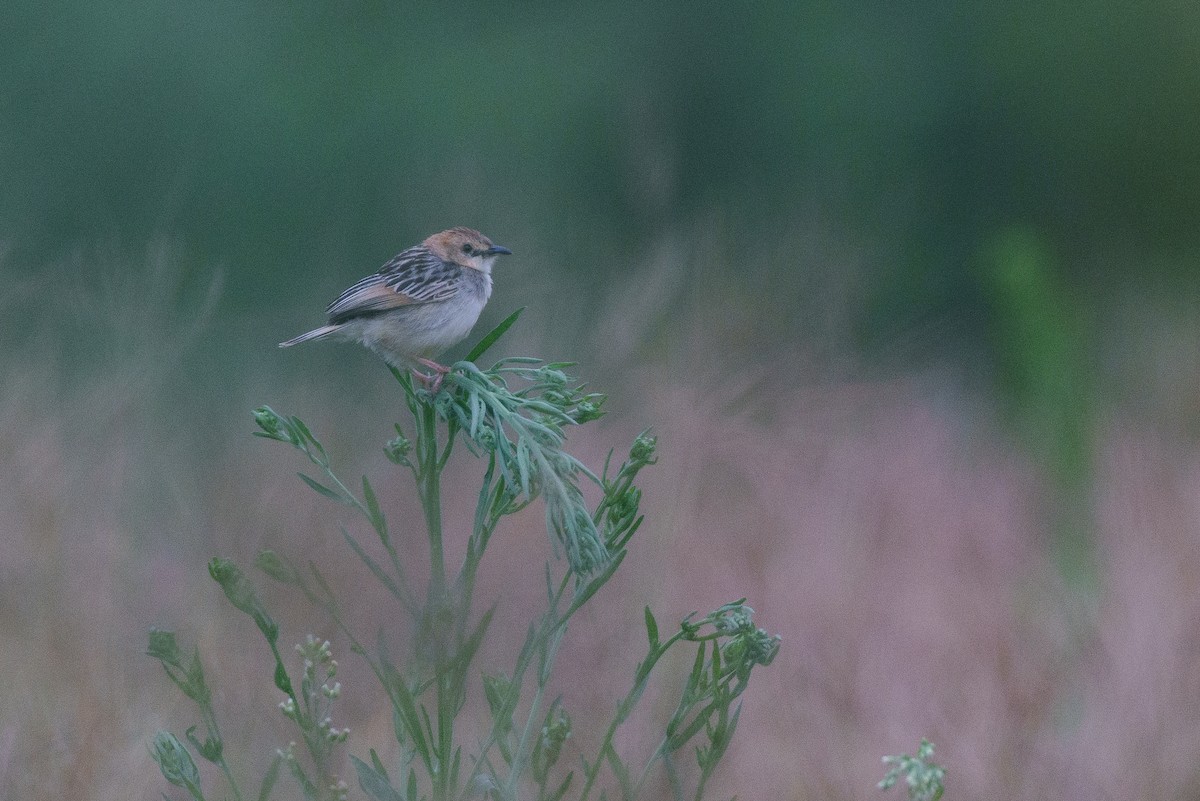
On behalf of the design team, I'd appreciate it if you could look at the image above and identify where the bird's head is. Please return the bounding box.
[425,227,512,273]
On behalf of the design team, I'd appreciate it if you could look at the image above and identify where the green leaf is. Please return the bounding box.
[685,643,708,699]
[297,473,345,503]
[482,673,514,728]
[289,416,326,462]
[362,475,386,532]
[351,754,404,801]
[379,659,433,771]
[644,606,659,648]
[150,731,204,799]
[185,724,222,763]
[208,558,277,642]
[419,704,436,754]
[604,742,632,800]
[251,406,288,441]
[146,629,182,666]
[545,771,574,801]
[257,752,282,801]
[450,746,462,790]
[273,660,293,697]
[465,307,524,363]
[184,649,210,704]
[255,550,298,585]
[682,701,723,754]
[451,606,496,677]
[563,551,626,619]
[391,705,407,749]
[339,526,406,605]
[384,425,413,466]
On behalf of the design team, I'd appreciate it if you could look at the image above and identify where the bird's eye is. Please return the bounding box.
[461,243,473,254]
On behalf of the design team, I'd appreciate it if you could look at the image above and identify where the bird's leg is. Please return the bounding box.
[413,357,452,393]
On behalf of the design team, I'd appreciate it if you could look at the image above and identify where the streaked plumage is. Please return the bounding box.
[280,227,511,372]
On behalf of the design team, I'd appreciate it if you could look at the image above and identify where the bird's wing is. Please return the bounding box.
[325,246,461,323]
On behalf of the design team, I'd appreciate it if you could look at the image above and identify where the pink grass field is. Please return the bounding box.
[4,250,1200,800]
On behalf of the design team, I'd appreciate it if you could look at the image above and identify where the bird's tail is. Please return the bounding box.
[279,324,340,348]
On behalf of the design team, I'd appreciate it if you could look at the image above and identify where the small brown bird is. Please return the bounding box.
[280,227,511,384]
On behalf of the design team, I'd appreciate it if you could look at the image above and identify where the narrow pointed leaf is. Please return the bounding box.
[465,307,524,363]
[362,475,386,532]
[352,754,404,801]
[546,771,575,801]
[257,752,282,801]
[644,606,659,648]
[454,605,496,674]
[297,473,345,503]
[339,526,407,605]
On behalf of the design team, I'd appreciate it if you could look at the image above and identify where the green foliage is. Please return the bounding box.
[147,628,248,801]
[150,317,779,801]
[980,228,1097,589]
[151,731,204,801]
[578,601,780,801]
[149,573,347,801]
[878,739,946,801]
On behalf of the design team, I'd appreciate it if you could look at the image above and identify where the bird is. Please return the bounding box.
[280,227,511,388]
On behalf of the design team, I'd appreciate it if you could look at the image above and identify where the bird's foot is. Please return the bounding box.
[413,358,452,393]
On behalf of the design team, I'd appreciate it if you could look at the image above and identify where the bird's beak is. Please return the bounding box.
[486,245,512,256]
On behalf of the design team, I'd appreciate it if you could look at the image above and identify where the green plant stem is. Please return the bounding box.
[503,678,548,799]
[577,631,686,801]
[458,455,497,617]
[632,734,670,799]
[460,572,571,801]
[420,402,447,605]
[199,705,245,801]
[435,671,453,801]
[234,353,765,801]
[416,400,456,801]
[288,563,439,782]
[303,450,419,616]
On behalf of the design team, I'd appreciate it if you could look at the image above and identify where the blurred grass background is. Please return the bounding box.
[4,1,1200,799]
